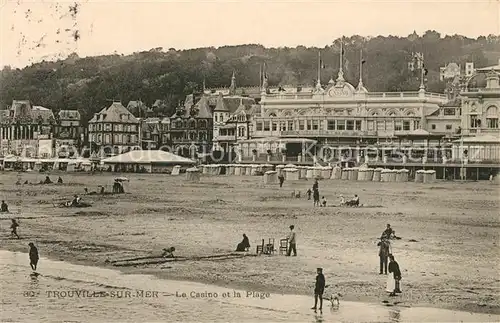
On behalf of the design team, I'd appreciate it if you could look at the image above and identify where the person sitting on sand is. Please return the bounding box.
[236,234,251,252]
[84,188,89,195]
[1,200,9,212]
[162,247,175,258]
[70,195,81,207]
[339,195,346,206]
[44,176,52,184]
[306,189,312,200]
[57,176,63,184]
[321,196,327,207]
[11,219,20,239]
[346,194,360,206]
[24,180,29,184]
[28,242,39,271]
[100,186,105,194]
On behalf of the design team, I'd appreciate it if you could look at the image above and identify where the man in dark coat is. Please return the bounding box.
[311,267,325,311]
[388,254,402,296]
[28,242,39,271]
[377,239,390,274]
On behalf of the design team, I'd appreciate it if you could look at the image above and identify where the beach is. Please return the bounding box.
[0,171,499,316]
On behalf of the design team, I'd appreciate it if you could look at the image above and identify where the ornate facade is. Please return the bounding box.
[54,110,86,157]
[241,57,450,162]
[0,100,56,157]
[141,117,171,150]
[169,94,213,156]
[88,102,141,157]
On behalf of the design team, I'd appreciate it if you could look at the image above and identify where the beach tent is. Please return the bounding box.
[263,170,278,184]
[171,165,181,175]
[101,150,195,173]
[185,167,201,182]
[284,168,300,181]
[330,166,342,180]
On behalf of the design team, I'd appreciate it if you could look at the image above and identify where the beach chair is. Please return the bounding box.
[279,238,288,255]
[256,239,265,255]
[264,238,275,255]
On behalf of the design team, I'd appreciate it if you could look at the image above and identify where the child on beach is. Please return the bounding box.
[306,189,312,200]
[321,196,327,207]
[11,219,20,239]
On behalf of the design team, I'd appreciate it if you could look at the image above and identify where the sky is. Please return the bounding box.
[0,0,498,68]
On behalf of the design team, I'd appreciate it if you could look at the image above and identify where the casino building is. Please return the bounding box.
[239,52,450,164]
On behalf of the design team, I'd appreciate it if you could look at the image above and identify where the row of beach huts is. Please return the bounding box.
[179,164,438,184]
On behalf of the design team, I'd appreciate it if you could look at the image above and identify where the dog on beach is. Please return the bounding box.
[328,292,341,307]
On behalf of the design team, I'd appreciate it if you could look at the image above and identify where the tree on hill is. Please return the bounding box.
[0,32,499,122]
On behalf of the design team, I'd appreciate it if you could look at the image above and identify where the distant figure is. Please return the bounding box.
[162,247,175,258]
[339,195,346,206]
[321,196,327,207]
[346,194,359,207]
[100,186,105,194]
[286,225,297,256]
[313,189,320,207]
[312,179,319,192]
[278,174,285,188]
[71,195,81,207]
[28,242,39,271]
[24,180,29,184]
[236,234,251,252]
[113,180,124,193]
[382,224,395,240]
[10,219,20,239]
[388,254,402,296]
[44,176,52,184]
[377,239,390,274]
[1,200,9,212]
[306,189,312,200]
[57,176,63,184]
[311,267,325,312]
[84,188,89,194]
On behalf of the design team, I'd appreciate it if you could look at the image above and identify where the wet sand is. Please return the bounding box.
[1,171,499,315]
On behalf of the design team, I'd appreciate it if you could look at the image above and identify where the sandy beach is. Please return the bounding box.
[0,171,499,315]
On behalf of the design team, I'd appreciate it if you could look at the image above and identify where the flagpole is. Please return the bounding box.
[340,39,343,73]
[359,49,363,82]
[259,64,262,89]
[318,51,321,85]
[420,55,425,90]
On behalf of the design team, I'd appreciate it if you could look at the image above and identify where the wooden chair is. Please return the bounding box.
[256,239,264,255]
[264,238,275,255]
[279,238,288,255]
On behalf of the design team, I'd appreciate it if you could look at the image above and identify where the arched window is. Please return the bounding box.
[199,120,207,129]
[189,120,196,128]
[486,106,499,129]
[269,113,277,117]
[189,132,196,140]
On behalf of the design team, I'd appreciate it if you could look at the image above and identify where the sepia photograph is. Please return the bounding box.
[0,0,499,322]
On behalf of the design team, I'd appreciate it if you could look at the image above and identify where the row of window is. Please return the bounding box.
[90,134,138,145]
[470,116,499,129]
[254,119,417,132]
[171,120,209,129]
[171,132,208,141]
[89,124,138,132]
[219,127,247,137]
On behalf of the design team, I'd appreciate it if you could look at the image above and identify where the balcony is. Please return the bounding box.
[253,130,377,137]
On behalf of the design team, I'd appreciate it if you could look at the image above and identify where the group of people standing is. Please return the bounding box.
[377,224,402,296]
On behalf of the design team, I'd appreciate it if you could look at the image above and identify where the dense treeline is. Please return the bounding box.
[1,31,499,123]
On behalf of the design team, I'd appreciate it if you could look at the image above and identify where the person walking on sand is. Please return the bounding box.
[28,243,39,271]
[306,189,312,200]
[278,174,285,188]
[377,238,390,274]
[286,225,297,256]
[388,254,402,296]
[10,219,20,239]
[311,267,325,312]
